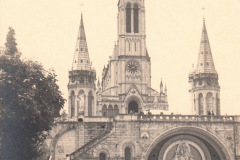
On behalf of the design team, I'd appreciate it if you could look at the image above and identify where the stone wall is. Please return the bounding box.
[40,115,240,160]
[70,115,240,160]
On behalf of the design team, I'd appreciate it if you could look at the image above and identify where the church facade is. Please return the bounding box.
[39,0,240,160]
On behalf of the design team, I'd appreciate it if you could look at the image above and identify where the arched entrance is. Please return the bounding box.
[128,100,138,113]
[99,153,106,160]
[146,127,231,160]
[125,147,132,160]
[158,135,212,160]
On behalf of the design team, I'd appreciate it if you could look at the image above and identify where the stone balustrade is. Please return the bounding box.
[54,114,240,123]
[115,114,240,122]
[84,116,113,122]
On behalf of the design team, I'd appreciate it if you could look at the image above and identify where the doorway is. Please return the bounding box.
[128,100,138,113]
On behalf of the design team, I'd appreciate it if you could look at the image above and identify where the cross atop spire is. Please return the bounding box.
[195,18,217,74]
[202,6,206,17]
[72,13,91,71]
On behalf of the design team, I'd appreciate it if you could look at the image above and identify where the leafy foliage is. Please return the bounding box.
[4,27,18,56]
[0,27,65,160]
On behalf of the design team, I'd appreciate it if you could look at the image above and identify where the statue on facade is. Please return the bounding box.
[78,93,85,114]
[172,141,194,160]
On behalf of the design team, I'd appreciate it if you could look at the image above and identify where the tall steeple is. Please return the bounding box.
[189,17,220,116]
[72,13,91,71]
[195,18,217,74]
[68,13,96,118]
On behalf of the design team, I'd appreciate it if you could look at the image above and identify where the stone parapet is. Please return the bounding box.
[55,114,240,123]
[115,114,240,123]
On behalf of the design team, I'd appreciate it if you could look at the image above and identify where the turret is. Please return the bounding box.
[189,18,220,115]
[68,14,96,118]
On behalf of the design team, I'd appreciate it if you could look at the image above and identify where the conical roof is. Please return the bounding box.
[195,18,217,74]
[72,13,91,71]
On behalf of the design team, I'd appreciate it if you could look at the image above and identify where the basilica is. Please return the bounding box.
[39,0,240,160]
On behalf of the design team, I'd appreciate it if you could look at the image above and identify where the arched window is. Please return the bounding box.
[114,105,119,116]
[88,91,93,116]
[198,93,204,115]
[216,93,220,115]
[206,92,213,113]
[99,152,106,160]
[71,91,75,118]
[108,105,113,117]
[134,3,139,33]
[126,3,131,33]
[125,147,132,160]
[102,105,107,117]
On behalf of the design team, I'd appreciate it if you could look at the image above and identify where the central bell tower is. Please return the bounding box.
[115,0,151,98]
[117,0,146,56]
[99,0,168,115]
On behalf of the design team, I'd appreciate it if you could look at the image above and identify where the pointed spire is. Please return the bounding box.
[160,79,163,93]
[195,18,217,74]
[72,13,91,71]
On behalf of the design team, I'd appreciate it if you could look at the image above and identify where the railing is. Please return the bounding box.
[55,114,240,123]
[115,114,240,122]
[54,116,78,123]
[54,116,113,123]
[84,116,113,122]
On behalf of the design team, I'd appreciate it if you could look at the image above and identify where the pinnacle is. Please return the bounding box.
[160,78,163,93]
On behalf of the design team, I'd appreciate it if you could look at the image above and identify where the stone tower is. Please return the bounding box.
[117,0,147,56]
[68,14,96,118]
[98,0,168,115]
[189,18,220,115]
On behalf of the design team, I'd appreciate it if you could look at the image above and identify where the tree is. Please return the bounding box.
[4,27,18,56]
[0,27,65,160]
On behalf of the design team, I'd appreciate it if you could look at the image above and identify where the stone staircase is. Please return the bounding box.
[69,124,114,159]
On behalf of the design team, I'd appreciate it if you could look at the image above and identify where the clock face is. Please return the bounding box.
[127,61,139,74]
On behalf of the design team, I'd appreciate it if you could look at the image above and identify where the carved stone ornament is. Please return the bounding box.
[131,89,136,94]
[172,141,194,160]
[141,132,149,139]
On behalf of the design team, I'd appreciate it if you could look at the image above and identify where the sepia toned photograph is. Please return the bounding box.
[1,0,240,159]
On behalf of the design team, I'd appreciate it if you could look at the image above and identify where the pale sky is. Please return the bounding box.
[1,0,240,115]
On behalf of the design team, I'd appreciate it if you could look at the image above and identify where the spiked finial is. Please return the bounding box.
[202,6,206,18]
[160,79,163,93]
[164,84,167,93]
